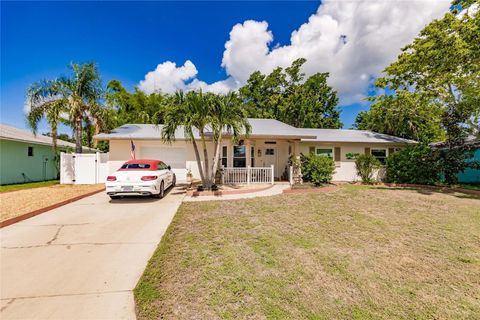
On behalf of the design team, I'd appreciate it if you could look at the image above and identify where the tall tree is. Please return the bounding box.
[355,91,445,142]
[239,58,342,128]
[106,80,169,126]
[370,1,480,183]
[26,63,104,153]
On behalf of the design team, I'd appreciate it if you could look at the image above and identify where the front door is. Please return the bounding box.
[264,147,277,177]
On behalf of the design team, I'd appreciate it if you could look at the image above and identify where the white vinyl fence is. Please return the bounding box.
[60,152,109,184]
[222,165,274,185]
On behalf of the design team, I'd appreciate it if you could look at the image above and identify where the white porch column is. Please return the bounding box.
[271,164,274,184]
[245,139,251,167]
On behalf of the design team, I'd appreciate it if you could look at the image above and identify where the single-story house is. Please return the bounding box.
[94,119,415,183]
[0,123,96,185]
[431,135,480,183]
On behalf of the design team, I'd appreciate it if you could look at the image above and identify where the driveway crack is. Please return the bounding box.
[46,225,64,245]
[0,298,15,312]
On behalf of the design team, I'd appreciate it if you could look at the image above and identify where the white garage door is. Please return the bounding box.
[140,146,187,181]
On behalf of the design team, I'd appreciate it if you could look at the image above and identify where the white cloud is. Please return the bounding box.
[139,0,450,104]
[138,60,198,94]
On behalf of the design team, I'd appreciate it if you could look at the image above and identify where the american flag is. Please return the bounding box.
[130,140,136,159]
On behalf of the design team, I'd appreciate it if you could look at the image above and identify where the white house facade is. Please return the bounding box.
[94,119,415,183]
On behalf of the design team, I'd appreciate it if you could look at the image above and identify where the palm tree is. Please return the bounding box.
[161,90,251,189]
[210,92,251,183]
[26,80,66,154]
[26,62,103,153]
[161,91,209,185]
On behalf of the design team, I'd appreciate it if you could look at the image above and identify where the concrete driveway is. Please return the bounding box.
[0,186,185,319]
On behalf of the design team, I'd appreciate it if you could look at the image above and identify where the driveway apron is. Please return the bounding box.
[1,187,185,319]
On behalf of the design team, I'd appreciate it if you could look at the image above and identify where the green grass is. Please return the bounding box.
[457,183,480,191]
[135,185,480,319]
[0,180,59,192]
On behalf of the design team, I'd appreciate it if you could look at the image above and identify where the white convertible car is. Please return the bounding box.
[105,159,176,199]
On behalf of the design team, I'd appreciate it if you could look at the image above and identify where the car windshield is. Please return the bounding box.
[121,163,151,169]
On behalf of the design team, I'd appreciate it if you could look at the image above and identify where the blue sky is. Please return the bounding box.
[1,1,449,134]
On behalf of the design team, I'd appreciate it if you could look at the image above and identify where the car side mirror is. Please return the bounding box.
[167,165,171,170]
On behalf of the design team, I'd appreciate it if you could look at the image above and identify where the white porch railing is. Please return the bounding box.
[222,165,274,185]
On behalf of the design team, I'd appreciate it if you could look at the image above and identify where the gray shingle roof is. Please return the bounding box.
[94,119,416,144]
[300,128,417,144]
[94,119,317,140]
[431,135,480,148]
[1,123,97,151]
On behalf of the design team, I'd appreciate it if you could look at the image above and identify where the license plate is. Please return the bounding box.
[122,186,133,191]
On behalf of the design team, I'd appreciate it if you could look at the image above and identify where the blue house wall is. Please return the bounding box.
[457,148,480,183]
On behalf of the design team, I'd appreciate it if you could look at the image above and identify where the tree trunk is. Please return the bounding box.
[211,132,222,183]
[51,125,60,178]
[93,123,100,148]
[200,131,210,188]
[191,139,206,184]
[75,117,83,153]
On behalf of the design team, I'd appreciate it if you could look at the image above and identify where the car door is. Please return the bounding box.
[158,162,172,186]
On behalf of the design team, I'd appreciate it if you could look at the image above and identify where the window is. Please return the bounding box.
[233,145,246,167]
[371,149,387,164]
[221,146,228,167]
[28,146,34,157]
[158,162,168,170]
[121,163,150,169]
[251,146,255,167]
[316,148,333,158]
[265,148,275,155]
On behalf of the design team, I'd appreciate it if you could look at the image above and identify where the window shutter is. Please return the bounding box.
[388,148,395,156]
[334,147,341,161]
[365,147,370,155]
[309,146,315,154]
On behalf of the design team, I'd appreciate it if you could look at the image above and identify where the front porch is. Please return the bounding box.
[219,138,302,185]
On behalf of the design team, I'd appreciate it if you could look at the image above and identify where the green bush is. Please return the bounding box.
[355,154,381,184]
[386,145,441,185]
[301,153,336,186]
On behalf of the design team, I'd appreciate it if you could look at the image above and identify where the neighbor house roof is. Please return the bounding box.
[431,135,480,148]
[0,123,97,151]
[300,128,416,144]
[93,119,416,144]
[93,119,317,141]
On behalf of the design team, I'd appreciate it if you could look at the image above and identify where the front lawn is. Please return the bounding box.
[135,185,480,319]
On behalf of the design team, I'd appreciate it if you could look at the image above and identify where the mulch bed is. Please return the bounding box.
[0,187,105,228]
[186,184,274,197]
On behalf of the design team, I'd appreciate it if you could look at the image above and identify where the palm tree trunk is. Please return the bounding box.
[191,139,206,184]
[200,131,210,188]
[93,123,100,148]
[75,117,83,153]
[211,132,222,183]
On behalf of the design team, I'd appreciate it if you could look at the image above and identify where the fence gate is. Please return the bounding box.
[60,152,109,184]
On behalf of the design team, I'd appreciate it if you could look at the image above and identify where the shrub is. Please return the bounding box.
[386,144,441,185]
[301,153,336,186]
[355,154,381,184]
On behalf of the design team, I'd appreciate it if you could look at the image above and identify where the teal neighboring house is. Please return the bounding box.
[0,124,94,185]
[457,135,480,183]
[432,135,480,183]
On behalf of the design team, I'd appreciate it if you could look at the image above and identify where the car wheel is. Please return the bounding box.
[109,195,119,200]
[155,181,164,199]
[172,174,176,187]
